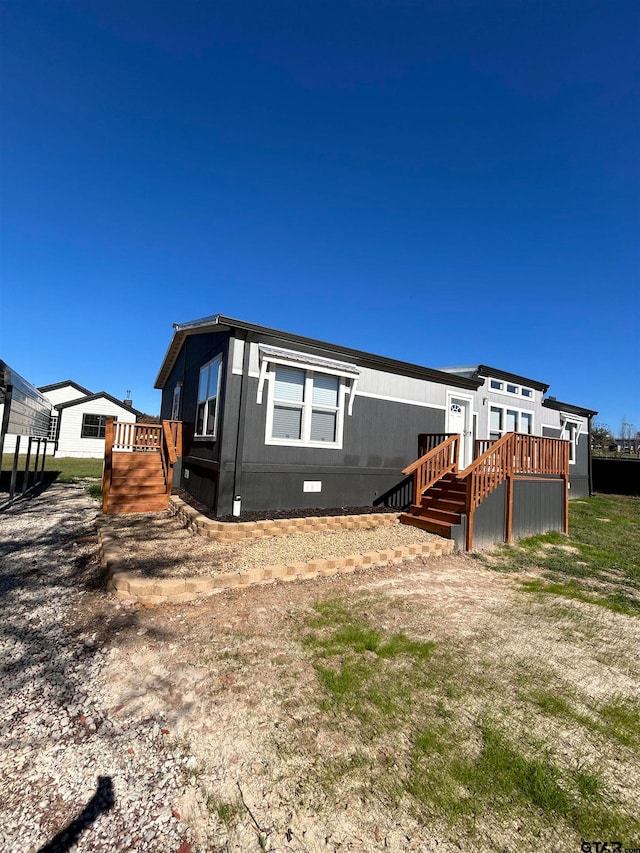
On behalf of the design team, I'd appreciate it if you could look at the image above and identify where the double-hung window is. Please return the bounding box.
[196,356,222,439]
[269,366,342,447]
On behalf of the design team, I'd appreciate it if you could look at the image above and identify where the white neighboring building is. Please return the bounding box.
[2,381,143,458]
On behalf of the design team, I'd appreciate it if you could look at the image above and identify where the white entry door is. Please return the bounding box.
[447,396,472,469]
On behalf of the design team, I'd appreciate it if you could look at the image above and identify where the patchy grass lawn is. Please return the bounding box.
[297,596,638,847]
[1,454,103,503]
[478,494,640,616]
[101,509,640,851]
[1,453,103,482]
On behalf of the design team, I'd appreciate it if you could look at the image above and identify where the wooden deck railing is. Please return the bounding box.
[402,434,460,501]
[102,418,182,512]
[418,433,458,458]
[459,433,570,549]
[474,438,497,458]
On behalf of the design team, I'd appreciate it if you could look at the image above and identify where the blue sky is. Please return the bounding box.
[1,0,638,431]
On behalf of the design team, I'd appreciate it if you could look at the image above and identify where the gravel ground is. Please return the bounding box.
[0,484,192,853]
[106,512,441,578]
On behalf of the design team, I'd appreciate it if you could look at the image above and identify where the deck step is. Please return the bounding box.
[109,485,168,498]
[399,513,454,538]
[105,497,169,514]
[410,505,462,524]
[421,497,466,512]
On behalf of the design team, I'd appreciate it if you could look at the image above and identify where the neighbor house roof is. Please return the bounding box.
[38,380,93,396]
[154,314,483,392]
[55,391,144,417]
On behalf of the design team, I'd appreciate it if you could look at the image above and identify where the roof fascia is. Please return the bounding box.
[38,380,93,396]
[55,391,144,417]
[542,398,598,417]
[477,364,549,392]
[155,315,482,391]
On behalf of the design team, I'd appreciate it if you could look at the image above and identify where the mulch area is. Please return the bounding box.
[172,488,398,523]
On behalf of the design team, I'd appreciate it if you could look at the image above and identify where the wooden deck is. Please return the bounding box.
[102,419,182,514]
[400,432,570,549]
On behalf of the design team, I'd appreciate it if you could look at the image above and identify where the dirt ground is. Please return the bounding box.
[74,541,640,852]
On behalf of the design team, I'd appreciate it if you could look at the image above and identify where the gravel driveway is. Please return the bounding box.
[0,484,190,853]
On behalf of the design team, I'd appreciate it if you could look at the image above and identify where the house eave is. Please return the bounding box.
[542,398,598,418]
[154,315,483,391]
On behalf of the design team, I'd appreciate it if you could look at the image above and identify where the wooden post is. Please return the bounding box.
[102,416,115,514]
[465,475,474,551]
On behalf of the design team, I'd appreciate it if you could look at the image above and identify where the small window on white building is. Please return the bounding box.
[81,414,107,439]
[195,357,222,438]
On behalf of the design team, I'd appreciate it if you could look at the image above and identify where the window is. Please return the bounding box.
[196,357,222,438]
[81,414,107,439]
[48,414,58,441]
[489,377,534,399]
[267,365,344,447]
[489,405,533,439]
[562,421,577,464]
[171,384,182,420]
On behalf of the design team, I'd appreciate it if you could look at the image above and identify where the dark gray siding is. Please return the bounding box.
[512,479,564,539]
[160,330,231,510]
[233,379,445,514]
[542,425,589,498]
[472,482,506,549]
[471,478,565,549]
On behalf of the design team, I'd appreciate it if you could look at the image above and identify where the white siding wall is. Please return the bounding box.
[57,399,136,458]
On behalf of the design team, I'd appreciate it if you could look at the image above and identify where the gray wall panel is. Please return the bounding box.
[472,482,507,549]
[512,480,564,539]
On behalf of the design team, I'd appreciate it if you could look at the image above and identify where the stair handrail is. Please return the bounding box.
[458,432,513,513]
[402,434,460,501]
[459,432,570,513]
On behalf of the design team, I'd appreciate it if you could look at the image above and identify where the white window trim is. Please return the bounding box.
[171,383,182,421]
[560,415,582,465]
[264,366,348,449]
[488,404,535,439]
[194,356,222,440]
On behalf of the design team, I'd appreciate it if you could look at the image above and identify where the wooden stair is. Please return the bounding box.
[399,471,466,539]
[105,451,169,514]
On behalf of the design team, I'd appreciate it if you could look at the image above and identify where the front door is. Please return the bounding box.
[447,395,472,469]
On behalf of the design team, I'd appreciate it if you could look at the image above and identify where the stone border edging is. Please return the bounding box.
[167,495,400,541]
[96,516,454,605]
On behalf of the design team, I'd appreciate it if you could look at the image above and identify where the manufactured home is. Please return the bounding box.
[108,315,595,549]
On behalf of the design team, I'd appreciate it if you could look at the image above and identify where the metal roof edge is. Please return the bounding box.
[542,398,598,418]
[155,314,483,391]
[476,364,549,392]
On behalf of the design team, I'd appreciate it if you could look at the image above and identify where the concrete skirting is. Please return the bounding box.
[167,495,401,541]
[96,516,454,605]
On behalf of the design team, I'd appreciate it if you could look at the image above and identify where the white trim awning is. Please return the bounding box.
[257,345,361,414]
